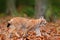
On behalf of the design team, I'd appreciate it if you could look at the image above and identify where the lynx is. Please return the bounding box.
[7,17,47,37]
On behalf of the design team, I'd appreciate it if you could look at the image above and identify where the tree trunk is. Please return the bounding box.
[6,0,19,17]
[35,0,48,18]
[34,0,48,36]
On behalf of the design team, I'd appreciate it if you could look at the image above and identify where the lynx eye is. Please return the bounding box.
[40,20,46,26]
[7,23,11,27]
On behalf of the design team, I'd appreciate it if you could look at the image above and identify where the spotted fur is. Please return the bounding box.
[7,17,47,37]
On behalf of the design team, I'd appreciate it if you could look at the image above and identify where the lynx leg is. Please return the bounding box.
[23,29,28,37]
[35,27,41,36]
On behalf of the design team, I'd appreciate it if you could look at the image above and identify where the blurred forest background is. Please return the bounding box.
[0,0,60,22]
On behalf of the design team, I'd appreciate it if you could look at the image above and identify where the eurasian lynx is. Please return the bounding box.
[7,17,47,37]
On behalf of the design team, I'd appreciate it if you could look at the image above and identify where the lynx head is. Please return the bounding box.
[39,16,47,26]
[7,18,17,30]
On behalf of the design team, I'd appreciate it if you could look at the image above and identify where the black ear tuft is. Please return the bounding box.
[7,23,11,27]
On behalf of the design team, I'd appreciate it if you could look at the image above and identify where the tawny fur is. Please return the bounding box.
[7,17,47,37]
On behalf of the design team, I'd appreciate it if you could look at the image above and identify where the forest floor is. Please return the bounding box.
[0,16,60,40]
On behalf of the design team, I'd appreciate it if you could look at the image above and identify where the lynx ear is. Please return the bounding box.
[8,21,11,23]
[7,23,11,27]
[39,16,44,19]
[7,20,11,27]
